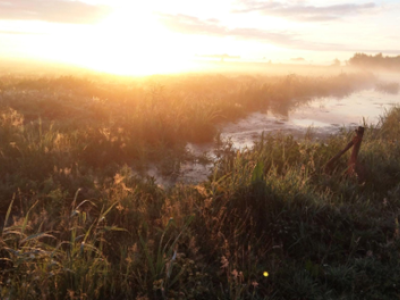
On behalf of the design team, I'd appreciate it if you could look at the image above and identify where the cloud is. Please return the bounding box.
[291,57,305,61]
[157,13,400,54]
[233,1,377,22]
[157,14,227,36]
[157,13,339,50]
[158,14,295,44]
[196,53,241,59]
[0,0,112,24]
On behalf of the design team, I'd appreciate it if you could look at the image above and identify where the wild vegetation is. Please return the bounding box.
[0,72,378,210]
[349,53,400,72]
[1,72,400,299]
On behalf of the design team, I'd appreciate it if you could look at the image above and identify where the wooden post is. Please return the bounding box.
[324,126,365,180]
[347,126,364,177]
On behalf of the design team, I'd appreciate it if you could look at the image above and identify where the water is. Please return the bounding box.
[220,89,399,149]
[149,88,400,186]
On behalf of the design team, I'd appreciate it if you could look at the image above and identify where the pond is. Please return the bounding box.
[220,88,400,149]
[148,88,400,186]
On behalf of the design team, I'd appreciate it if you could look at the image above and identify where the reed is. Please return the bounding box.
[1,72,399,299]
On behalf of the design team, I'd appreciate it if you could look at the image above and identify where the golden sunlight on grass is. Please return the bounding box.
[2,69,400,299]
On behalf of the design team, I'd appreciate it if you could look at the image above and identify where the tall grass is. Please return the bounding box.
[1,72,400,299]
[0,72,376,200]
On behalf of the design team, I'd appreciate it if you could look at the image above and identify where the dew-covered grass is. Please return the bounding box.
[2,72,400,299]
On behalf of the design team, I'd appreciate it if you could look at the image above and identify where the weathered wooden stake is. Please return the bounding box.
[324,126,365,182]
[347,126,364,177]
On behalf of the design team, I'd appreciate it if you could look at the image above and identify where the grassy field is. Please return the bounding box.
[1,71,400,299]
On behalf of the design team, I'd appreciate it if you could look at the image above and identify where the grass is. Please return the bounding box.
[1,71,400,299]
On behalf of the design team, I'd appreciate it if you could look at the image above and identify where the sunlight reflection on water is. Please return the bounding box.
[220,88,399,149]
[149,88,400,186]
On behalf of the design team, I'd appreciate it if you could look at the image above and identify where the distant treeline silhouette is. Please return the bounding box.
[349,53,400,71]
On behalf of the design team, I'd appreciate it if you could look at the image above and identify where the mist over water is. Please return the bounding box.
[2,60,399,185]
[220,87,400,149]
[167,85,400,185]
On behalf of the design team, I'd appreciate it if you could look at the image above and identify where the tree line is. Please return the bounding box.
[348,53,400,71]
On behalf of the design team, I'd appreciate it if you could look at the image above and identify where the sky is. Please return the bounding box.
[0,0,399,75]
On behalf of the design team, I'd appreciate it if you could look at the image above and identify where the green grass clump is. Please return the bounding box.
[1,72,400,299]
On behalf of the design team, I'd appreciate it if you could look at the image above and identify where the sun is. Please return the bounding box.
[13,2,197,75]
[75,3,194,76]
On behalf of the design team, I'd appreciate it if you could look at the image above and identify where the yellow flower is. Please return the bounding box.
[263,271,269,277]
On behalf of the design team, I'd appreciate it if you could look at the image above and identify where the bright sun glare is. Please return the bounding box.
[75,3,194,76]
